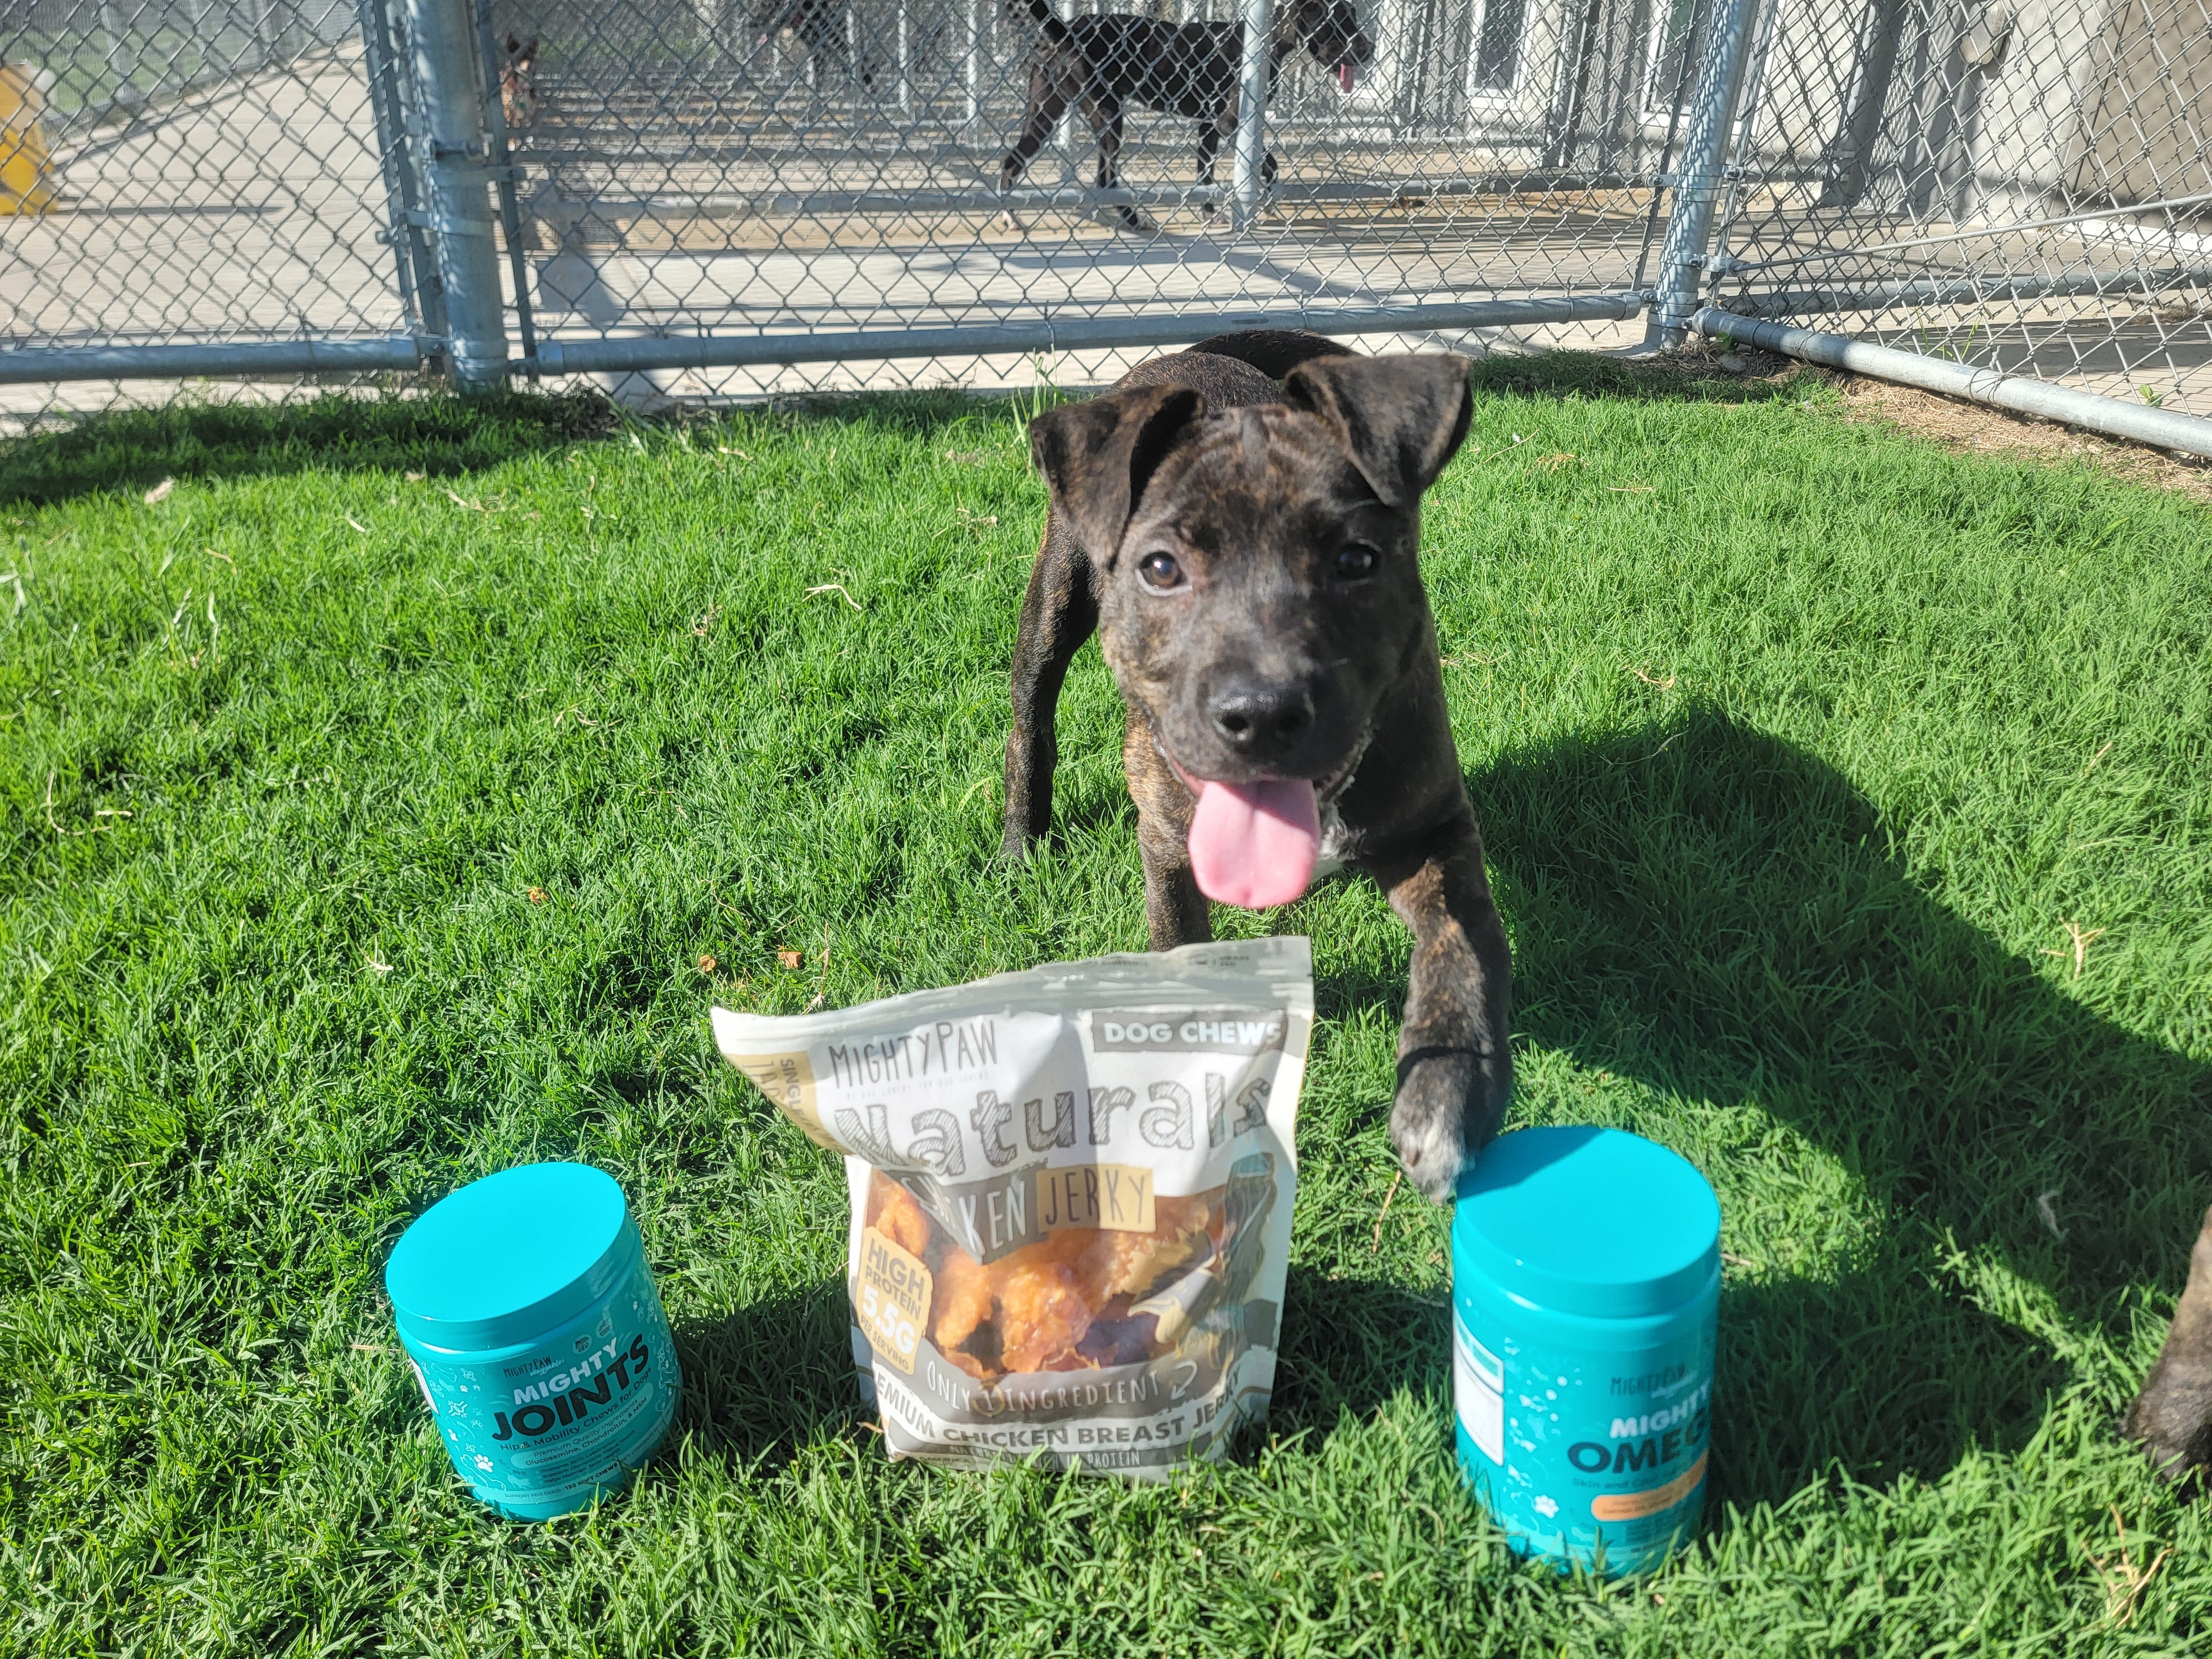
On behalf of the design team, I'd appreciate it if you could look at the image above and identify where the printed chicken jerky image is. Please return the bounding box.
[868,1154,1277,1381]
[713,938,1309,1477]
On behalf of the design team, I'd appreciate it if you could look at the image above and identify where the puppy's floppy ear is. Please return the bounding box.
[1027,383,1205,562]
[1280,352,1472,509]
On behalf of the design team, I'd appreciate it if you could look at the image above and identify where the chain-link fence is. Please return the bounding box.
[6,0,358,131]
[0,0,2206,434]
[1703,0,2212,418]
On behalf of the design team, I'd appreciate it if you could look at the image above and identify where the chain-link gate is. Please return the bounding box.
[1696,0,2212,419]
[0,0,2207,441]
[0,0,428,416]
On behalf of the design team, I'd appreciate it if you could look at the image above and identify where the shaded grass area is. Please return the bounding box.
[2,359,2209,1655]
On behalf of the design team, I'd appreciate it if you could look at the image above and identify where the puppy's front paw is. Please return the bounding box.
[1390,1046,1507,1203]
[2124,1356,2212,1487]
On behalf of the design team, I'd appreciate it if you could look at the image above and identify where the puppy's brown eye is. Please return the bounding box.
[1334,545,1379,581]
[1138,551,1184,590]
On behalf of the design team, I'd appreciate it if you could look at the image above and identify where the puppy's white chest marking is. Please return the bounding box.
[1312,800,1350,881]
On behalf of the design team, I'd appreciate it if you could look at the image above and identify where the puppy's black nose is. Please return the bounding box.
[1209,676,1314,757]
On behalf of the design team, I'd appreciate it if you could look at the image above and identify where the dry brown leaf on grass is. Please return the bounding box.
[1533,452,1576,471]
[778,949,804,970]
[1369,1170,1402,1254]
[698,954,717,975]
[2043,917,2107,978]
[526,886,547,904]
[2083,1505,2171,1627]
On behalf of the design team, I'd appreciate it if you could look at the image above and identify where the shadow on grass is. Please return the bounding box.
[0,389,622,507]
[1301,703,2204,1505]
[1463,346,1806,406]
[1272,1268,1449,1434]
[0,349,1786,510]
[669,1279,863,1464]
[662,705,2204,1501]
[0,384,1010,508]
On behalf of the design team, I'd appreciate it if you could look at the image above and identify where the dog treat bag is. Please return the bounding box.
[713,937,1310,1478]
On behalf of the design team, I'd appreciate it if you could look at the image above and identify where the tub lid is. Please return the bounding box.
[385,1162,638,1351]
[1453,1127,1718,1318]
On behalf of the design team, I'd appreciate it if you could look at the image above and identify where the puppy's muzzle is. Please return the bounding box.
[1209,673,1315,763]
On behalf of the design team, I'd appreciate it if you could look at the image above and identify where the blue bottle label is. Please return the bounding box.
[409,1274,679,1517]
[1453,1307,1713,1575]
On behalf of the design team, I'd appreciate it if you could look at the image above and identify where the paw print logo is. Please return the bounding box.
[473,1455,495,1473]
[1532,1495,1559,1519]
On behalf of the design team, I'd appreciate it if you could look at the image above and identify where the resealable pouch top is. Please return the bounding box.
[712,937,1311,1478]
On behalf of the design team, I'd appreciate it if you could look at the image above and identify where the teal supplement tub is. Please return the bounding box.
[1451,1126,1720,1575]
[386,1162,680,1521]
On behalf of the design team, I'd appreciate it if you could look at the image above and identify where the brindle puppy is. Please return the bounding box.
[1004,330,1510,1201]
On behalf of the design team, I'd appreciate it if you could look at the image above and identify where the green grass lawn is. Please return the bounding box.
[3,360,2209,1656]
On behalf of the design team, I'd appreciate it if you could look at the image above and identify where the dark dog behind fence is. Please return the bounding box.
[997,0,1373,227]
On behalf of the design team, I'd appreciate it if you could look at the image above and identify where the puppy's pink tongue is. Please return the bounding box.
[1338,62,1357,93]
[1188,779,1321,909]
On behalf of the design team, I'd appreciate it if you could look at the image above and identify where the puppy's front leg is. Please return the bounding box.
[1373,813,1512,1201]
[1002,511,1097,860]
[1126,720,1210,949]
[2125,1203,2212,1485]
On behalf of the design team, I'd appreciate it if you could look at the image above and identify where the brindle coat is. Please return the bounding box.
[1004,330,1510,1202]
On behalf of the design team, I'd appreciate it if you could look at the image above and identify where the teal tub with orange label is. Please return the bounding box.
[1451,1126,1720,1575]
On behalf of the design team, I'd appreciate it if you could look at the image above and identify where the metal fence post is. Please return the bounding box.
[355,0,444,347]
[98,0,140,101]
[400,0,509,392]
[1230,0,1272,228]
[964,0,978,131]
[1645,0,1761,348]
[898,0,910,117]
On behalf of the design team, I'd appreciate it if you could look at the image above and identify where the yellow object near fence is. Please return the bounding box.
[0,64,58,215]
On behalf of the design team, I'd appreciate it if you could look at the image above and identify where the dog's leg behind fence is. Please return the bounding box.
[401,0,511,392]
[473,0,539,379]
[1645,0,1761,348]
[1230,0,1273,229]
